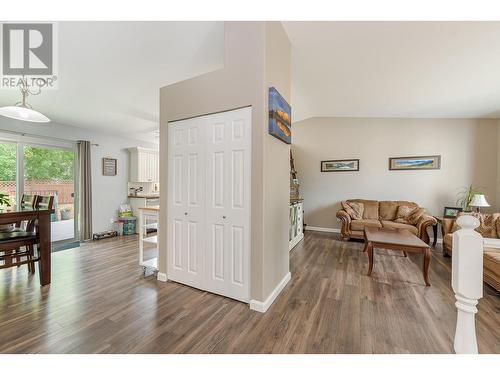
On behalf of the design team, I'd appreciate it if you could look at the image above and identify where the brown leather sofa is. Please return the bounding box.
[336,199,437,243]
[442,216,500,292]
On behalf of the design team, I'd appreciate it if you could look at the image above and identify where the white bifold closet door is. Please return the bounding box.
[167,107,251,303]
[167,117,206,288]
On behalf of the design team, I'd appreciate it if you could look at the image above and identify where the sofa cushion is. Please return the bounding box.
[381,220,419,236]
[483,252,500,290]
[348,199,379,220]
[484,251,500,264]
[341,201,364,220]
[379,201,417,221]
[350,219,382,231]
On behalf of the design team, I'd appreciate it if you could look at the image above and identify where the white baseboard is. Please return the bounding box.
[157,272,168,282]
[289,232,304,250]
[250,272,291,313]
[305,226,340,233]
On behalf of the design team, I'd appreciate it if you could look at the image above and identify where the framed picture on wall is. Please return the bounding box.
[389,155,441,170]
[443,206,463,218]
[268,87,292,144]
[321,159,360,172]
[102,157,117,176]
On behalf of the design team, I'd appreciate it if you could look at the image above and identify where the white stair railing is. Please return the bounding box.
[451,215,483,354]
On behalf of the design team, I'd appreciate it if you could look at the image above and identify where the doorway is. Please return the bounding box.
[0,136,79,245]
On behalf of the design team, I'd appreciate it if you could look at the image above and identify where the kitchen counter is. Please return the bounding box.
[138,205,159,211]
[128,194,160,198]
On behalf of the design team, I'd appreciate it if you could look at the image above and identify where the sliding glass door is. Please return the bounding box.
[0,141,17,208]
[23,145,77,242]
[0,134,78,244]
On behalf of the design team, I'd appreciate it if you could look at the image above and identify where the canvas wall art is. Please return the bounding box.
[268,87,291,144]
[389,155,441,170]
[321,159,360,172]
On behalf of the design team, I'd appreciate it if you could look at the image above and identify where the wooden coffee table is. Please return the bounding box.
[363,227,432,286]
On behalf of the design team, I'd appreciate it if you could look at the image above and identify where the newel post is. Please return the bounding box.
[451,215,483,354]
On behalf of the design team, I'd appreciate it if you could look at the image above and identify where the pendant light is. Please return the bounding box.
[0,78,50,123]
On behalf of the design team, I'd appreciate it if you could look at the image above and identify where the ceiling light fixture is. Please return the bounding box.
[0,77,50,123]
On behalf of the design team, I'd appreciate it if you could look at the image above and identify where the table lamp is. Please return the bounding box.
[469,194,490,213]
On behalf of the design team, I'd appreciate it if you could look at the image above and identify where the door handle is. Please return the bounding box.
[222,216,227,219]
[184,212,188,216]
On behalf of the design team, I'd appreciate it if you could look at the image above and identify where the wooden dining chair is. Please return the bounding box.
[21,194,37,209]
[0,231,39,273]
[0,195,54,274]
[15,194,37,229]
[34,195,54,212]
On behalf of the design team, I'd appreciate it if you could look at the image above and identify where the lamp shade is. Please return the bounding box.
[470,194,490,207]
[0,105,50,123]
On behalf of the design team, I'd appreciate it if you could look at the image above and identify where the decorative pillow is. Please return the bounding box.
[394,205,425,225]
[407,207,425,225]
[394,205,414,223]
[341,201,364,220]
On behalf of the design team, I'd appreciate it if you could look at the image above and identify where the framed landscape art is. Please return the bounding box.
[443,206,463,218]
[389,155,441,170]
[321,159,359,172]
[268,87,291,144]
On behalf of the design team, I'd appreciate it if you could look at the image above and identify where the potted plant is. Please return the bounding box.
[59,207,72,221]
[456,185,483,212]
[0,193,11,212]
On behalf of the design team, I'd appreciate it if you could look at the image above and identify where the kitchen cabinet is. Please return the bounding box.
[289,200,304,251]
[128,147,159,182]
[129,196,160,233]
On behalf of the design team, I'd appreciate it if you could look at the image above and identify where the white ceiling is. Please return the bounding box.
[283,21,500,122]
[3,21,500,136]
[0,21,224,142]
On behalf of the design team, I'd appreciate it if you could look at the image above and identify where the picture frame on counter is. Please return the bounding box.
[102,157,117,176]
[321,159,359,172]
[443,206,463,218]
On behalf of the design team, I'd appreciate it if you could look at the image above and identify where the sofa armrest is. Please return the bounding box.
[336,209,351,240]
[336,209,351,224]
[441,218,456,236]
[416,214,437,243]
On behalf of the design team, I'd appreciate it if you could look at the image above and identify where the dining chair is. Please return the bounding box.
[21,194,37,209]
[0,195,54,274]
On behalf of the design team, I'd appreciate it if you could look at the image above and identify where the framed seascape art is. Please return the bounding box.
[443,206,463,218]
[389,155,441,170]
[268,87,291,144]
[321,159,360,172]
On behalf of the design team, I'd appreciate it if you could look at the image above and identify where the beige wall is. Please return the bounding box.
[263,22,291,298]
[159,22,290,302]
[292,117,499,230]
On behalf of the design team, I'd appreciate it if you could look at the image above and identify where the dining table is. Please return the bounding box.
[0,207,54,286]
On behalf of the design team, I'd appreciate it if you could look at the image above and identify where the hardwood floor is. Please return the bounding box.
[1,231,498,353]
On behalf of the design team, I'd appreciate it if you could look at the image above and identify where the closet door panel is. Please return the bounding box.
[167,107,251,304]
[205,107,251,302]
[167,119,205,287]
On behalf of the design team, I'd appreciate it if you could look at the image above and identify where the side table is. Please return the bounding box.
[431,216,444,247]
